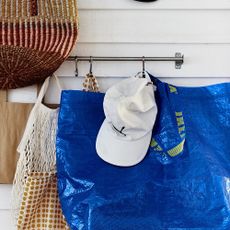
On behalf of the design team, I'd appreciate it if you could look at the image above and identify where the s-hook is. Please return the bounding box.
[75,57,79,77]
[142,56,146,78]
[89,56,93,75]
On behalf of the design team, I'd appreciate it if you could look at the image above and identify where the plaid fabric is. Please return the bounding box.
[0,0,78,89]
[17,172,69,230]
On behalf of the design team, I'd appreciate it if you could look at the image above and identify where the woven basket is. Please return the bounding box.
[0,0,78,89]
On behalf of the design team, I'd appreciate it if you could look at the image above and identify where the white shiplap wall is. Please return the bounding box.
[1,0,230,228]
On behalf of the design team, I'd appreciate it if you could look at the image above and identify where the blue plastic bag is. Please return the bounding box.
[56,75,230,230]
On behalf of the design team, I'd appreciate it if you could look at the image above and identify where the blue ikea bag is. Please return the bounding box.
[56,75,230,230]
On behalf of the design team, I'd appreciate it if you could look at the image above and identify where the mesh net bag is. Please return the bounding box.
[0,0,78,89]
[11,75,69,229]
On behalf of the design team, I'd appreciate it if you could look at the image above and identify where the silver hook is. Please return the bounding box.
[75,57,79,77]
[142,56,146,78]
[89,56,93,75]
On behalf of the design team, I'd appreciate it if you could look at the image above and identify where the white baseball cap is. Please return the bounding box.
[96,75,158,167]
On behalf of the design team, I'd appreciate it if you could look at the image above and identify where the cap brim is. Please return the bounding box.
[96,120,152,167]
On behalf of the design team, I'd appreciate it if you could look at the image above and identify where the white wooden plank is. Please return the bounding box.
[78,0,230,10]
[9,75,230,104]
[7,43,230,103]
[44,76,230,104]
[78,10,230,44]
[61,43,230,78]
[7,85,37,104]
[0,185,12,210]
[0,210,16,230]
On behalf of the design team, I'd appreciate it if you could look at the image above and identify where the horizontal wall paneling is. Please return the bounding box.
[78,0,230,10]
[78,10,230,44]
[0,210,15,230]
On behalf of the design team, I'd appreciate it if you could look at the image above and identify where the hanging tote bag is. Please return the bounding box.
[56,74,230,230]
[12,75,69,230]
[0,90,33,184]
[0,0,78,89]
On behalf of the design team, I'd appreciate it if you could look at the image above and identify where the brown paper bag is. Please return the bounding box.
[0,90,33,184]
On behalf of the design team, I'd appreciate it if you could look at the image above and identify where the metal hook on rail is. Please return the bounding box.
[75,57,79,77]
[142,56,146,78]
[89,56,93,75]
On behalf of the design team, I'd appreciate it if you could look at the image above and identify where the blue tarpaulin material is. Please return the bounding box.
[56,74,230,230]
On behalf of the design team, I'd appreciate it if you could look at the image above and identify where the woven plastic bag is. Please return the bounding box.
[0,0,78,89]
[12,75,69,229]
[56,74,230,230]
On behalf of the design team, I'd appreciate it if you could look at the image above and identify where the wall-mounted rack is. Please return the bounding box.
[67,52,184,70]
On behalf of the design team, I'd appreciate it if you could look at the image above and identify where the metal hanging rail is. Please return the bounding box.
[67,52,184,69]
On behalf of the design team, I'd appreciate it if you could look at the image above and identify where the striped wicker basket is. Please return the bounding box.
[0,0,78,89]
